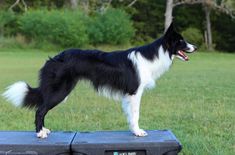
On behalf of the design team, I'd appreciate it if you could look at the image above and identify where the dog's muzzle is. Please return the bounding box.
[177,43,197,61]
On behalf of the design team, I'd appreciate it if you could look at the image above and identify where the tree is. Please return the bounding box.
[9,0,28,12]
[127,0,138,7]
[74,0,113,14]
[70,0,78,10]
[165,0,235,50]
[165,0,174,32]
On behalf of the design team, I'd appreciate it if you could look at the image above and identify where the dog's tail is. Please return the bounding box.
[2,81,43,108]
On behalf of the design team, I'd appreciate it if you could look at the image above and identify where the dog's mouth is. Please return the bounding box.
[177,50,189,61]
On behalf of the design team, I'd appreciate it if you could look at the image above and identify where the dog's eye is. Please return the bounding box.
[178,40,185,44]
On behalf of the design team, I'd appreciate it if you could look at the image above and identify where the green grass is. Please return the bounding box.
[0,48,234,155]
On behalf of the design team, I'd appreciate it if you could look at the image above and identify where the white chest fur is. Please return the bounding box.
[128,46,172,89]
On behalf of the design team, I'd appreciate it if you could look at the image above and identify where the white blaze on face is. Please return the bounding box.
[186,42,196,53]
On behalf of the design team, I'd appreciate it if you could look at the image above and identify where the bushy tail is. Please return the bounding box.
[2,81,43,108]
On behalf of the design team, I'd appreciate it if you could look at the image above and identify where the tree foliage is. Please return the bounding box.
[17,8,135,47]
[182,27,203,46]
[88,8,135,45]
[0,10,16,37]
[19,10,88,47]
[0,0,234,52]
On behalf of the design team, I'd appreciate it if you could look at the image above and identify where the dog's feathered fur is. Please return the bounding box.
[2,23,196,138]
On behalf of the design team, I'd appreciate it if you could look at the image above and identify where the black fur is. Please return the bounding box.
[20,23,193,133]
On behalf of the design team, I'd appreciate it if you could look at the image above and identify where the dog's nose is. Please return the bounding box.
[193,45,198,51]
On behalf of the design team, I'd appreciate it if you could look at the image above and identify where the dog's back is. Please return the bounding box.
[2,23,197,138]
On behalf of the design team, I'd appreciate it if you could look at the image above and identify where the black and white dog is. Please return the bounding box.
[2,23,197,138]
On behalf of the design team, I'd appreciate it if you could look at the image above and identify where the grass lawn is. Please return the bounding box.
[0,48,234,155]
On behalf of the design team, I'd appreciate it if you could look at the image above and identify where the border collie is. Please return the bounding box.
[2,23,197,138]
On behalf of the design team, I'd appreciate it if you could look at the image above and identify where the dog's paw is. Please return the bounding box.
[133,129,148,137]
[42,127,51,134]
[37,129,48,138]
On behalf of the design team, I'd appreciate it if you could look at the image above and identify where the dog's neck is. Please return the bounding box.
[128,45,172,89]
[150,46,173,80]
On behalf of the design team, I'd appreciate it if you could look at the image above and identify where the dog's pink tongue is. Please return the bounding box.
[178,51,189,61]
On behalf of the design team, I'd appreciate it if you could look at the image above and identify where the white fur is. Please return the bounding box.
[42,127,51,134]
[186,42,196,52]
[122,87,147,136]
[36,127,51,138]
[98,86,124,101]
[125,46,173,136]
[96,46,173,101]
[37,130,47,138]
[2,81,28,107]
[128,46,172,90]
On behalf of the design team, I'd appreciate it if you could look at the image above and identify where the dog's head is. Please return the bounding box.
[163,23,197,61]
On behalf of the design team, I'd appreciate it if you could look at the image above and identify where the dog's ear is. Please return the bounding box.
[163,22,175,50]
[164,22,175,37]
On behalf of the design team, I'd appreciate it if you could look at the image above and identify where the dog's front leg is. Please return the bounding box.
[122,90,147,137]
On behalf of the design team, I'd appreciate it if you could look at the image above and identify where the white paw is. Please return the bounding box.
[133,129,148,137]
[37,129,48,138]
[42,127,51,134]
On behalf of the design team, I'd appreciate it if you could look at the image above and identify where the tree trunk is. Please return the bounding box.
[204,4,213,50]
[70,0,78,10]
[81,0,89,14]
[164,0,174,32]
[204,30,208,47]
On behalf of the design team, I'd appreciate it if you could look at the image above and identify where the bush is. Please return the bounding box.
[19,10,88,48]
[14,8,135,48]
[88,8,135,45]
[0,11,17,36]
[182,27,203,47]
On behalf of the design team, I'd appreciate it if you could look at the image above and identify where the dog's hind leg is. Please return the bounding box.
[35,96,67,138]
[35,81,77,138]
[35,104,51,138]
[122,87,147,137]
[35,97,64,138]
